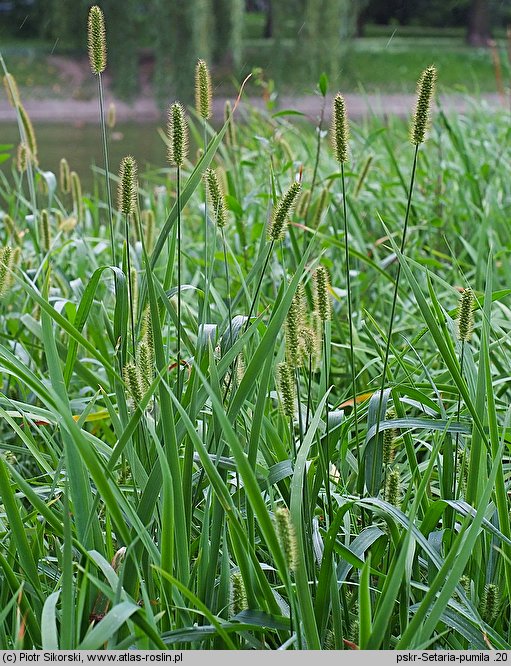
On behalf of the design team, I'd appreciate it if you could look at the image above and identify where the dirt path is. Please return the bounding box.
[0,90,504,124]
[1,55,505,123]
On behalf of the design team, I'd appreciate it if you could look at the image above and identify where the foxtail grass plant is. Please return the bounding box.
[330,92,362,491]
[118,155,138,358]
[196,59,213,326]
[373,65,436,473]
[167,101,188,396]
[88,5,116,266]
[454,287,474,498]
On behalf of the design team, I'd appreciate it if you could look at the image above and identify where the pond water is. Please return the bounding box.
[1,122,170,193]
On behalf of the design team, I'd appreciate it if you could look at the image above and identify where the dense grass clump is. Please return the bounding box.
[0,19,510,650]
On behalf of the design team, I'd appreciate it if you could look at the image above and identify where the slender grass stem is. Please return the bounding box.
[322,327,333,524]
[295,370,304,446]
[303,98,325,249]
[201,123,209,326]
[373,144,420,465]
[98,74,116,266]
[176,165,182,397]
[305,354,313,430]
[221,228,234,352]
[341,161,361,479]
[453,341,465,499]
[124,213,136,359]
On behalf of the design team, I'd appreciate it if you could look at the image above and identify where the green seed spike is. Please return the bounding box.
[314,266,332,322]
[3,73,20,108]
[70,171,84,224]
[18,104,38,166]
[195,59,212,121]
[138,340,154,393]
[230,572,247,617]
[40,209,51,252]
[17,143,28,172]
[286,284,304,368]
[456,288,474,343]
[274,507,298,572]
[410,65,436,145]
[204,168,227,228]
[331,92,349,164]
[88,5,107,75]
[141,209,155,253]
[0,246,13,297]
[383,407,397,465]
[118,155,138,216]
[385,469,401,507]
[60,158,71,194]
[480,584,500,624]
[123,362,143,407]
[277,362,295,420]
[167,102,188,168]
[268,181,301,242]
[3,215,20,246]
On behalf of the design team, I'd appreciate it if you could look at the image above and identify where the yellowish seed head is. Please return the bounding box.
[88,5,107,75]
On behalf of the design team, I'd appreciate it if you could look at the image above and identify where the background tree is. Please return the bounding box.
[212,0,244,70]
[301,0,350,83]
[102,0,140,99]
[466,0,492,46]
[153,0,212,105]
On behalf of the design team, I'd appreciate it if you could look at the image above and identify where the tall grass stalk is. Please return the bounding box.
[167,102,188,396]
[196,59,212,326]
[373,66,436,466]
[118,156,138,358]
[88,5,116,266]
[331,92,361,485]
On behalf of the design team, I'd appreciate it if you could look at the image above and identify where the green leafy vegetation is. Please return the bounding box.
[0,13,510,648]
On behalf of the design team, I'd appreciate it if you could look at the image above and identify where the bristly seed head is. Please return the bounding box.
[314,266,332,322]
[383,407,398,465]
[286,284,305,368]
[456,287,474,343]
[88,5,107,75]
[480,584,500,624]
[118,155,138,216]
[195,59,212,121]
[277,361,295,420]
[410,65,436,145]
[123,362,144,407]
[205,168,227,228]
[167,102,188,168]
[268,181,301,242]
[60,158,71,194]
[385,469,401,507]
[331,92,349,163]
[230,572,247,617]
[274,507,298,573]
[17,143,28,173]
[3,73,20,108]
[18,104,37,166]
[0,246,13,297]
[40,209,51,252]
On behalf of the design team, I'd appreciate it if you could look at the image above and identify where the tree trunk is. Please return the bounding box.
[467,0,492,47]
